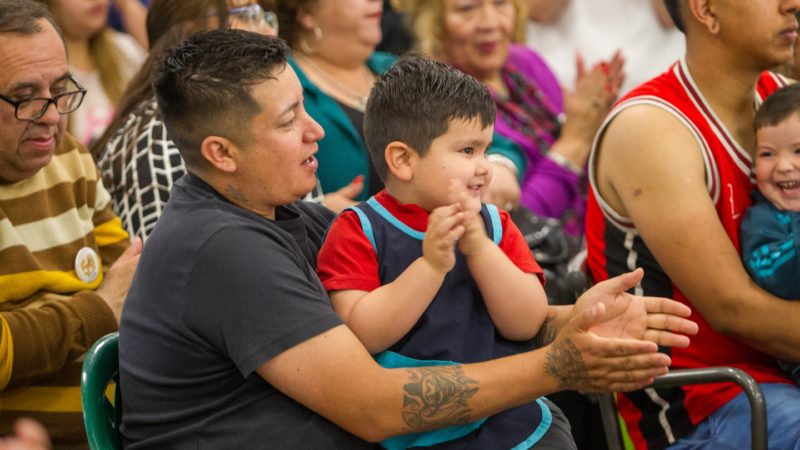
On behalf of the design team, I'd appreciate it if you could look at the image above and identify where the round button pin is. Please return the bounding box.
[74,247,100,283]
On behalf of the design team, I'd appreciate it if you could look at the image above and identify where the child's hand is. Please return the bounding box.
[458,208,491,256]
[422,204,466,274]
[449,180,491,256]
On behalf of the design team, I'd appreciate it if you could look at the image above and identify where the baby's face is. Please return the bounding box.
[755,112,800,211]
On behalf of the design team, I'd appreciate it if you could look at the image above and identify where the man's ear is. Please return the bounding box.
[688,0,719,34]
[385,141,416,182]
[200,135,238,174]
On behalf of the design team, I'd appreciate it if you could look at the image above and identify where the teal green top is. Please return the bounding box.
[288,52,527,201]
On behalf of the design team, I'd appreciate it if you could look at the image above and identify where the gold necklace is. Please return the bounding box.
[295,53,373,112]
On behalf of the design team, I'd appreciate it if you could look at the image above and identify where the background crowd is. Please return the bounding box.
[0,0,799,449]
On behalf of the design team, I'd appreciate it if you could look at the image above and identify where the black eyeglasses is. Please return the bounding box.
[0,75,87,122]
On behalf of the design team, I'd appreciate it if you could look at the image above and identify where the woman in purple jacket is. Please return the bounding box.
[402,0,623,235]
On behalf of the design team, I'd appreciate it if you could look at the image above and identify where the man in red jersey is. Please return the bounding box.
[586,0,800,449]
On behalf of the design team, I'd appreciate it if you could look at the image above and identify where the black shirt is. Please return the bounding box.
[119,173,375,449]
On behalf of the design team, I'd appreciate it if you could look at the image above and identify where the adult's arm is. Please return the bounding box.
[258,269,694,442]
[0,292,116,390]
[0,174,138,390]
[258,312,664,442]
[483,135,526,210]
[595,104,800,360]
[99,113,184,241]
[0,229,138,391]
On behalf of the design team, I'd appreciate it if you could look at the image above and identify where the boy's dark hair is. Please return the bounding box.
[152,29,289,170]
[663,0,685,33]
[364,55,496,182]
[755,83,800,131]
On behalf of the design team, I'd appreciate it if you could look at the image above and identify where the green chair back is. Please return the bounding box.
[81,332,122,450]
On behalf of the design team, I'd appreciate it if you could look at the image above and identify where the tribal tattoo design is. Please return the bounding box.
[401,365,479,432]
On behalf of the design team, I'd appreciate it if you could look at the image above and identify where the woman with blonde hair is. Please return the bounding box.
[402,0,623,236]
[37,0,145,146]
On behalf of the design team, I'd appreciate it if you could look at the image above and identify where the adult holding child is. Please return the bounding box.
[587,0,800,448]
[402,0,623,235]
[118,29,698,448]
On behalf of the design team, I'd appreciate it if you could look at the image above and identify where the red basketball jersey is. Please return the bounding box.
[585,60,791,450]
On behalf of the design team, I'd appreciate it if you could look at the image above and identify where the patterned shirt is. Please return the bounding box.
[98,97,325,240]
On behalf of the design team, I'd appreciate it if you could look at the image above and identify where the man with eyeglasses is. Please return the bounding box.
[0,0,141,445]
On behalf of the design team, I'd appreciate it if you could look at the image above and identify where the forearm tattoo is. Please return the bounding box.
[533,313,558,348]
[402,365,479,432]
[543,337,595,391]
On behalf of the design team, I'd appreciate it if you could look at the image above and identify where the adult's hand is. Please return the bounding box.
[575,268,699,348]
[482,163,520,210]
[96,237,142,323]
[543,299,671,393]
[0,418,51,450]
[554,51,625,169]
[323,175,364,213]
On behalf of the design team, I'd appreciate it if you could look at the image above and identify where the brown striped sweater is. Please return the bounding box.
[0,133,129,444]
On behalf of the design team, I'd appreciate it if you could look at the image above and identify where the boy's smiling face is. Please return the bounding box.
[408,117,494,212]
[755,112,800,212]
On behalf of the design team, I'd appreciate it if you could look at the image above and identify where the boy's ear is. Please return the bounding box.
[200,135,238,174]
[385,141,416,182]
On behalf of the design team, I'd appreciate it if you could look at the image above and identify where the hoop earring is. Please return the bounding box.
[299,25,323,54]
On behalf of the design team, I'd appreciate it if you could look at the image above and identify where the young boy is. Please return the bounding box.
[741,82,800,383]
[317,56,564,449]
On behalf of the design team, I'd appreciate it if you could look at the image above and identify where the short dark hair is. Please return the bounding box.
[364,55,496,182]
[663,0,685,33]
[0,0,61,38]
[152,29,290,170]
[755,83,800,131]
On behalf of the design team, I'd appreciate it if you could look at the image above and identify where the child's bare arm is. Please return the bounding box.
[329,205,466,354]
[449,170,548,341]
[459,210,549,341]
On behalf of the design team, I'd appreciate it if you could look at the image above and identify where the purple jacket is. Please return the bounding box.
[493,45,584,235]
